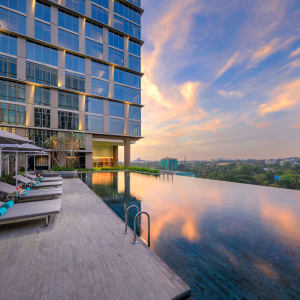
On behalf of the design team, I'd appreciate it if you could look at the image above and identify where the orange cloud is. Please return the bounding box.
[259,79,300,115]
[217,89,244,98]
[215,52,240,79]
[290,47,300,57]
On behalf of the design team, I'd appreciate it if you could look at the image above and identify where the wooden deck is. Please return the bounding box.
[0,178,191,300]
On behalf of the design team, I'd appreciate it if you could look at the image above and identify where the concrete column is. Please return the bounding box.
[108,0,114,27]
[103,28,109,61]
[79,112,85,131]
[85,153,92,169]
[85,74,91,94]
[26,0,35,38]
[108,65,114,98]
[79,17,85,53]
[124,37,129,68]
[86,0,91,18]
[85,133,93,169]
[15,128,26,138]
[124,103,129,135]
[17,38,26,81]
[51,6,58,45]
[58,50,65,88]
[50,89,58,128]
[26,85,34,127]
[113,146,118,166]
[124,139,130,167]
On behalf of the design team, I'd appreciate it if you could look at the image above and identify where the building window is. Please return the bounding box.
[128,55,140,72]
[34,87,50,106]
[114,1,141,25]
[0,103,25,125]
[86,21,103,42]
[34,107,50,128]
[114,84,140,104]
[113,15,140,39]
[26,128,57,148]
[91,61,108,79]
[0,54,17,78]
[91,4,108,25]
[35,20,51,43]
[108,101,124,118]
[58,91,79,111]
[91,78,108,97]
[85,96,103,114]
[85,39,103,59]
[27,41,58,66]
[108,48,124,66]
[109,117,123,135]
[0,33,17,56]
[65,0,85,14]
[0,0,26,13]
[91,0,108,8]
[65,53,85,73]
[58,28,79,51]
[129,40,141,56]
[65,72,85,91]
[58,10,79,32]
[114,68,140,88]
[0,8,26,35]
[35,1,51,22]
[108,31,124,50]
[85,114,103,133]
[129,120,141,136]
[127,0,140,7]
[129,105,141,120]
[58,110,79,130]
[0,80,25,103]
[26,62,58,86]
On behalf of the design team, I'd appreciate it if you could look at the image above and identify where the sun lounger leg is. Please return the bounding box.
[45,215,50,226]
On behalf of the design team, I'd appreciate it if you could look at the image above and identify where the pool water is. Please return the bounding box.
[82,171,300,299]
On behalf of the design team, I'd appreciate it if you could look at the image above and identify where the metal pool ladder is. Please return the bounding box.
[124,205,140,234]
[133,211,151,247]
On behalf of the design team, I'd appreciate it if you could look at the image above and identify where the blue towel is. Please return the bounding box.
[25,187,30,191]
[4,200,14,208]
[0,206,7,216]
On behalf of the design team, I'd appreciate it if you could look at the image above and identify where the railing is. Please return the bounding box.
[124,204,140,234]
[133,211,150,247]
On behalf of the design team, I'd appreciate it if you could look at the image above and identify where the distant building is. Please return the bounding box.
[160,158,178,171]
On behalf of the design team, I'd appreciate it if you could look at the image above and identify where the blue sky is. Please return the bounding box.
[131,0,300,160]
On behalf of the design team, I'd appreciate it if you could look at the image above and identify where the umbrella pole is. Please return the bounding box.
[15,151,18,187]
[25,154,28,177]
[34,155,35,173]
[0,148,2,178]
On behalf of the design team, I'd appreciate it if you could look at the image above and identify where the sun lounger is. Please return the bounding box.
[26,173,62,182]
[0,198,61,226]
[14,175,62,188]
[0,182,62,200]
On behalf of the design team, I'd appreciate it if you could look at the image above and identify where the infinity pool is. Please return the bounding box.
[82,171,300,299]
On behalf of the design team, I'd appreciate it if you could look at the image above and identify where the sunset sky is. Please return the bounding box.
[130,0,300,160]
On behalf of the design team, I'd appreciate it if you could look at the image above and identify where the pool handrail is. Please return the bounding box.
[133,211,151,247]
[124,204,140,234]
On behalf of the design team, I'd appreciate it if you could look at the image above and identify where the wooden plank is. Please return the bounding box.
[0,178,190,300]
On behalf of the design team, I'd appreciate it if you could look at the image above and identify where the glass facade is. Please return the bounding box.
[26,128,57,148]
[35,87,50,106]
[113,15,140,39]
[58,110,79,130]
[27,41,58,66]
[0,54,17,78]
[0,33,17,56]
[0,80,25,103]
[26,62,58,86]
[109,101,124,117]
[109,117,123,134]
[58,91,79,111]
[114,1,141,25]
[129,40,141,56]
[114,84,140,104]
[114,68,141,88]
[58,28,79,51]
[34,107,50,128]
[58,10,79,32]
[0,103,25,125]
[91,0,108,8]
[85,114,103,133]
[85,96,103,114]
[129,105,141,120]
[65,0,85,14]
[35,20,51,42]
[0,7,26,34]
[0,0,26,13]
[129,55,140,72]
[35,1,51,22]
[129,120,141,136]
[91,4,108,25]
[86,21,103,42]
[91,78,108,97]
[86,39,103,59]
[109,31,124,50]
[108,47,124,66]
[65,72,85,92]
[91,61,108,79]
[66,53,85,73]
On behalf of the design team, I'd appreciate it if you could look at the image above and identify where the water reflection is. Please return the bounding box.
[82,171,300,299]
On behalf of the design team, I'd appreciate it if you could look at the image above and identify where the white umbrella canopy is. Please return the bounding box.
[0,129,32,144]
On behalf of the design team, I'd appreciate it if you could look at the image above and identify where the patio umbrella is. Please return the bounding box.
[0,130,33,178]
[0,144,46,186]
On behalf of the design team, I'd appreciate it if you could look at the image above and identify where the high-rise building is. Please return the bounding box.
[160,158,178,171]
[0,0,143,169]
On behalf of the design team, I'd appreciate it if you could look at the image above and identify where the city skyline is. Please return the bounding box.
[130,0,300,160]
